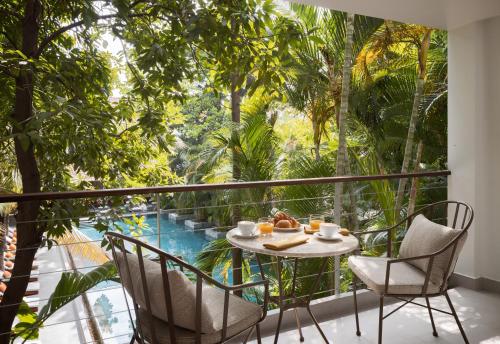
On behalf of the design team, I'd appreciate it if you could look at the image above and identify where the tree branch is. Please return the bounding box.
[35,0,154,59]
[35,13,117,58]
[0,65,16,79]
[0,8,22,20]
[1,30,19,50]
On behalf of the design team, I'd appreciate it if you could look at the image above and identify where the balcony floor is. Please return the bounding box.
[250,287,500,344]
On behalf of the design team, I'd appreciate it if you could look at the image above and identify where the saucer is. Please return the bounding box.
[313,232,342,241]
[233,228,259,239]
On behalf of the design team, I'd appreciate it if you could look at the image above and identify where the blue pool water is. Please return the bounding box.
[79,213,210,264]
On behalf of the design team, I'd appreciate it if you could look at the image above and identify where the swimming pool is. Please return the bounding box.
[79,213,210,264]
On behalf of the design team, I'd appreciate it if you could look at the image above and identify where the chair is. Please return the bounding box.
[349,201,474,344]
[106,232,269,344]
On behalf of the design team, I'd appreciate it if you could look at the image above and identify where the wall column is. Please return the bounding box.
[448,15,500,283]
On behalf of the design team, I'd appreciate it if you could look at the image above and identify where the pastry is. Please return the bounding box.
[276,219,292,228]
[339,228,350,236]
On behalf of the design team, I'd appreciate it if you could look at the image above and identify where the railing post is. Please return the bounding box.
[156,193,161,249]
[232,247,243,297]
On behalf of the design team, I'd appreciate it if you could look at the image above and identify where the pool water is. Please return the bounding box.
[79,213,210,264]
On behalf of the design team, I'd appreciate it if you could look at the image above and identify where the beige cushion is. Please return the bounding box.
[348,256,440,295]
[399,214,466,285]
[115,252,261,334]
[137,294,262,344]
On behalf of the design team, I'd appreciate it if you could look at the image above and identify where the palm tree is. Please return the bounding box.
[334,12,356,227]
[191,108,280,220]
[351,24,445,217]
[390,26,433,218]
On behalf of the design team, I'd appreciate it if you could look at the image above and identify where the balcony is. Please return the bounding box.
[247,287,500,343]
[2,171,499,343]
[2,0,500,343]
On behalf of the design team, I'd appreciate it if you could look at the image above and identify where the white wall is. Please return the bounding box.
[449,15,500,282]
[294,0,500,30]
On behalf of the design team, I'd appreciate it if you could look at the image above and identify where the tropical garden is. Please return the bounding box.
[0,0,447,342]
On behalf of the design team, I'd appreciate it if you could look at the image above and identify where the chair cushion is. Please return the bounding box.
[399,214,466,285]
[348,256,440,295]
[137,293,262,343]
[115,252,261,334]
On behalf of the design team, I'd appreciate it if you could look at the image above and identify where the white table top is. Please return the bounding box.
[226,228,359,258]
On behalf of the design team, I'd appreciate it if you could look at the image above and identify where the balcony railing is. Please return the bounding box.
[0,170,450,343]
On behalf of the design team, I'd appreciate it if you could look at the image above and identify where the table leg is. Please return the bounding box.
[259,255,331,344]
[274,256,284,344]
[292,258,304,342]
[305,257,330,343]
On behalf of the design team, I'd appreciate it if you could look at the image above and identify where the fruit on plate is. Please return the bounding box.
[339,228,350,236]
[273,211,299,228]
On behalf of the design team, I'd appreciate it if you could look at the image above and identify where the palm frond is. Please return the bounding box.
[58,229,110,264]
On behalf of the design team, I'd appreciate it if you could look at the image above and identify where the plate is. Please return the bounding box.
[273,225,303,232]
[313,232,343,241]
[232,228,259,239]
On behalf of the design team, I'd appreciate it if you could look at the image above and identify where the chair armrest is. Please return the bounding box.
[384,254,436,295]
[216,277,270,341]
[229,278,269,292]
[353,219,407,257]
[353,216,408,237]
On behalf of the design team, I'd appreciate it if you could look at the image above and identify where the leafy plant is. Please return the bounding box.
[12,262,117,342]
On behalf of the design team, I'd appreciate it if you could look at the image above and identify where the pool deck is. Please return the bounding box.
[37,246,89,344]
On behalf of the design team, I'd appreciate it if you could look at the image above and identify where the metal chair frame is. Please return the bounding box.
[351,201,474,344]
[106,232,269,344]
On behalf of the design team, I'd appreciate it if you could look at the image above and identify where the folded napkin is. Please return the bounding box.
[263,235,310,251]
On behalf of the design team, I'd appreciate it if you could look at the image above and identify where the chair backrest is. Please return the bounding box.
[106,232,227,344]
[407,200,473,231]
[403,201,474,291]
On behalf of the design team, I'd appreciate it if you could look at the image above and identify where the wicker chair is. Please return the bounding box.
[106,232,269,344]
[349,201,474,344]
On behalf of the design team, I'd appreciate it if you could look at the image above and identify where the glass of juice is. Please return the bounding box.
[309,214,325,231]
[258,217,274,237]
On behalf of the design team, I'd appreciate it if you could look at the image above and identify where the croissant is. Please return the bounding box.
[273,211,299,228]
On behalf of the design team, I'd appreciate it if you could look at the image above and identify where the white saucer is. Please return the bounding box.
[232,228,259,239]
[313,232,342,241]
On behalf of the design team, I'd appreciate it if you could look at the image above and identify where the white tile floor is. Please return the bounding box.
[250,288,500,344]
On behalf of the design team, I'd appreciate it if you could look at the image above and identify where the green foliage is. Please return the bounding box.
[281,154,336,217]
[12,261,117,341]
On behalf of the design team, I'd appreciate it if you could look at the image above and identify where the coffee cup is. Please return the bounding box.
[319,223,340,238]
[238,221,256,236]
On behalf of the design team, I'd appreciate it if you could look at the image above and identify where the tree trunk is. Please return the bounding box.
[312,118,321,161]
[408,141,424,215]
[230,75,241,222]
[344,153,359,231]
[394,29,432,219]
[0,2,43,342]
[333,12,355,296]
[230,75,243,296]
[334,13,355,226]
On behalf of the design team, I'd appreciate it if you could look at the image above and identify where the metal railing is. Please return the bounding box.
[0,170,450,342]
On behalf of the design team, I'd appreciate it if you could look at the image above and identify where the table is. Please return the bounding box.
[227,229,359,343]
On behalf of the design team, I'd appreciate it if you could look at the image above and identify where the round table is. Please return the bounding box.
[227,229,359,344]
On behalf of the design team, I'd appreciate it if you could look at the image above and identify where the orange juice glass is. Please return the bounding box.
[258,217,274,236]
[309,214,325,230]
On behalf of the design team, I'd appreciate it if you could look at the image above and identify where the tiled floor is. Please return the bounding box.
[251,288,500,344]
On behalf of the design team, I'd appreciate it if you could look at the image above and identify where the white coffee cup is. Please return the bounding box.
[238,221,256,236]
[319,223,340,238]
